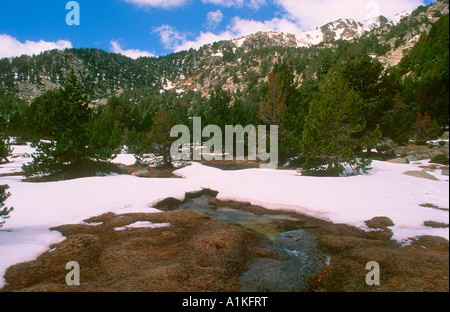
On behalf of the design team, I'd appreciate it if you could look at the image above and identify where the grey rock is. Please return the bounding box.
[388,158,409,164]
[131,167,149,177]
[402,170,440,181]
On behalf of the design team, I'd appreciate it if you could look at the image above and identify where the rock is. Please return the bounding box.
[442,169,449,176]
[388,158,409,164]
[154,197,183,210]
[131,167,149,177]
[440,131,449,140]
[377,138,398,152]
[405,155,418,162]
[115,164,129,174]
[402,170,440,181]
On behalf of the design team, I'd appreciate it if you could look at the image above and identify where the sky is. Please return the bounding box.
[0,0,436,59]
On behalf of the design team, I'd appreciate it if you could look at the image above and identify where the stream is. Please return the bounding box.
[174,195,326,292]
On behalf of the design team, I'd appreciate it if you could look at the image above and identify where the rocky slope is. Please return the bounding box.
[0,0,448,104]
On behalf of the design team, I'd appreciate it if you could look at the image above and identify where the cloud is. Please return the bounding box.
[229,16,303,36]
[0,34,72,58]
[153,25,189,50]
[201,0,266,11]
[274,0,423,30]
[110,40,154,59]
[205,10,225,29]
[122,0,189,9]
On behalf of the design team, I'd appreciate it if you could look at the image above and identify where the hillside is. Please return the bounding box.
[0,0,448,105]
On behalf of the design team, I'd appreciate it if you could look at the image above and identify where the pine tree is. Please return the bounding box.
[0,119,12,164]
[302,66,376,176]
[258,68,286,127]
[22,71,119,179]
[0,184,13,229]
[128,108,179,168]
[413,112,440,144]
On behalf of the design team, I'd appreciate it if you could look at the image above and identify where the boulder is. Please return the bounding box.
[388,158,409,164]
[405,155,418,162]
[131,167,149,177]
[377,138,398,152]
[402,170,440,181]
[115,164,129,174]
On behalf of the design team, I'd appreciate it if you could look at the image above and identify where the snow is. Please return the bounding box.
[0,142,448,288]
[295,29,324,47]
[163,80,175,90]
[391,10,413,25]
[234,37,246,48]
[112,153,136,166]
[174,160,449,243]
[114,221,170,231]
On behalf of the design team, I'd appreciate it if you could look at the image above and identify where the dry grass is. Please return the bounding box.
[2,196,448,293]
[1,210,266,292]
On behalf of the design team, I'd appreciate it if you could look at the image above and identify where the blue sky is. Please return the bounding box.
[0,0,436,59]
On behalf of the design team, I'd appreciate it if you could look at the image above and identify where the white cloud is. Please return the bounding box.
[229,16,303,36]
[0,34,72,58]
[110,41,154,59]
[122,0,189,9]
[201,0,266,10]
[152,25,189,50]
[274,0,423,30]
[206,10,225,29]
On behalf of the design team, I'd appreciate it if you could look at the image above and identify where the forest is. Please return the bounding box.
[0,9,448,181]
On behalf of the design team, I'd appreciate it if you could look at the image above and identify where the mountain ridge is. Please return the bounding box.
[0,0,448,104]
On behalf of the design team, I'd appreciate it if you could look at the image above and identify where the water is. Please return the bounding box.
[175,195,326,292]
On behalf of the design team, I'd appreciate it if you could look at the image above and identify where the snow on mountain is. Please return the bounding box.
[231,10,413,50]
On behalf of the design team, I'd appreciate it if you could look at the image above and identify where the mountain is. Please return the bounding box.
[0,0,448,105]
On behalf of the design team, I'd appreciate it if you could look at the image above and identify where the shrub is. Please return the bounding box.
[0,185,13,229]
[430,154,449,165]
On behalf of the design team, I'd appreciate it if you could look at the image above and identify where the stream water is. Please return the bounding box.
[174,195,326,292]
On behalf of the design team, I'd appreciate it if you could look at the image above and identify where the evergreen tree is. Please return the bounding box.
[22,71,119,179]
[400,14,449,129]
[0,184,13,229]
[128,108,180,168]
[302,66,377,176]
[258,67,287,127]
[0,118,12,164]
[413,112,440,144]
[203,86,232,131]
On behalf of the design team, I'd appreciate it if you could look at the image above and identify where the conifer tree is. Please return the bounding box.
[0,184,13,229]
[302,65,378,176]
[0,119,12,164]
[22,71,120,179]
[258,68,286,127]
